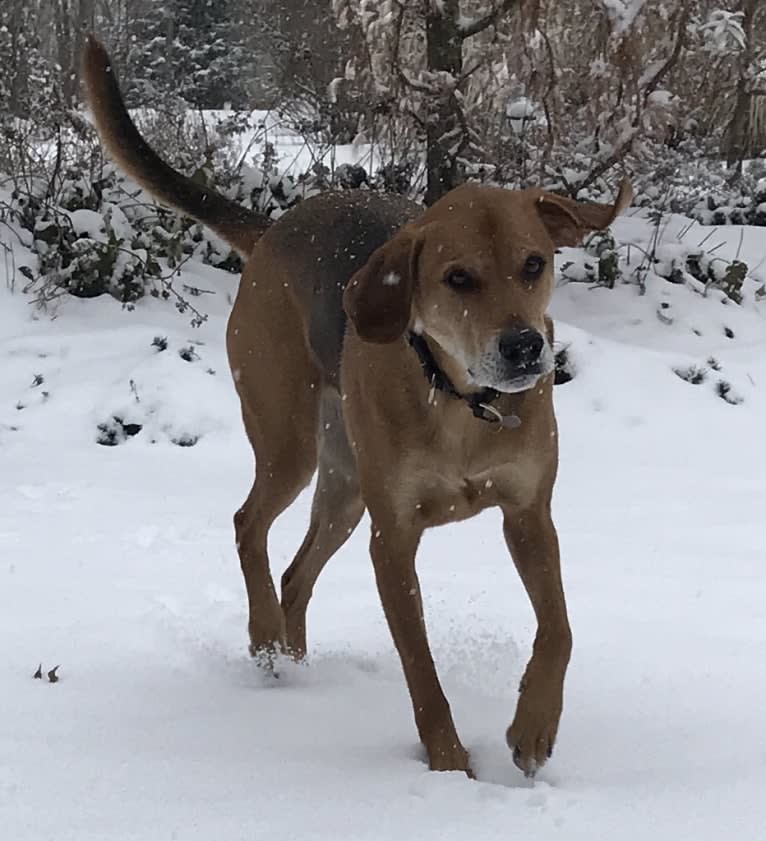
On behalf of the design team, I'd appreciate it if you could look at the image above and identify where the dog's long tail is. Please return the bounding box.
[81,35,269,257]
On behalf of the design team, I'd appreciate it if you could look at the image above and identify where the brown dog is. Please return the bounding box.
[82,36,632,777]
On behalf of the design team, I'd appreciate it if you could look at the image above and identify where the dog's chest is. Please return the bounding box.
[416,471,496,525]
[398,442,538,527]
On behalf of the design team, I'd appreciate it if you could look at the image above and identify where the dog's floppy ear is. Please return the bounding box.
[344,228,422,344]
[536,178,633,247]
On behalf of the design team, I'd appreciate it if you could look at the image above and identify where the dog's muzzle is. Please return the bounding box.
[470,327,553,394]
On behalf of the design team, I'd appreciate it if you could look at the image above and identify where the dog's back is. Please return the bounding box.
[265,191,418,384]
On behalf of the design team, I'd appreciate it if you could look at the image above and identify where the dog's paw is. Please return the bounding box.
[506,688,561,777]
[248,634,287,668]
[248,612,287,666]
[506,722,555,778]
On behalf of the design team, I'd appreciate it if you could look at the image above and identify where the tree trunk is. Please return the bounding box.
[725,0,759,170]
[424,0,463,206]
[55,0,96,107]
[5,0,27,116]
[68,0,96,105]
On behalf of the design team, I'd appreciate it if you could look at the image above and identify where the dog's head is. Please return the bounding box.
[344,180,632,393]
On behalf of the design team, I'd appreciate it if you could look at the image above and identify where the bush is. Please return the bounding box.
[0,108,337,319]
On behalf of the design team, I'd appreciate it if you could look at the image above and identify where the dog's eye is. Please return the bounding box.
[443,269,476,291]
[522,255,546,281]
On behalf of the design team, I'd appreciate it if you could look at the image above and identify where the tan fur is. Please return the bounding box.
[81,35,632,778]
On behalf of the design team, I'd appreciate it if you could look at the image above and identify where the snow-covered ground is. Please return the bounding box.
[1,208,765,840]
[210,107,385,182]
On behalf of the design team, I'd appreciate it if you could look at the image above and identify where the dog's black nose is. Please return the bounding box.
[498,328,544,369]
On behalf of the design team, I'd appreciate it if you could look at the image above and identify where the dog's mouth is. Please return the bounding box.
[468,368,544,394]
[468,345,554,394]
[494,371,545,393]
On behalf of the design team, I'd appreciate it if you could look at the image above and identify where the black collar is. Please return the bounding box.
[407,332,521,428]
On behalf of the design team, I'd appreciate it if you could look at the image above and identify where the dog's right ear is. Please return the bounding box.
[343,229,422,344]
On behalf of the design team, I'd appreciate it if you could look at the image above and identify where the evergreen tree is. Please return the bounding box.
[0,2,60,119]
[124,0,254,109]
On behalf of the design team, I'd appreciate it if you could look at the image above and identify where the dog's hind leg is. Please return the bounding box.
[227,258,323,662]
[281,389,364,658]
[234,396,319,662]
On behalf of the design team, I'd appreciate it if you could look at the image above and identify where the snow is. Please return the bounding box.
[2,208,766,840]
[602,0,648,34]
[69,209,107,241]
[700,9,747,51]
[645,89,673,109]
[506,97,538,135]
[382,271,401,286]
[218,109,380,175]
[506,97,537,120]
[110,107,385,186]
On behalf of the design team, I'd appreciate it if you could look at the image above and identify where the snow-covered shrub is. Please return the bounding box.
[559,228,622,291]
[0,108,339,317]
[687,171,766,228]
[553,347,575,386]
[558,212,758,309]
[2,145,202,309]
[652,242,750,305]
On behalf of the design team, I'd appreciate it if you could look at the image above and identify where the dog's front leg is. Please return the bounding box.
[368,515,471,775]
[502,499,572,777]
